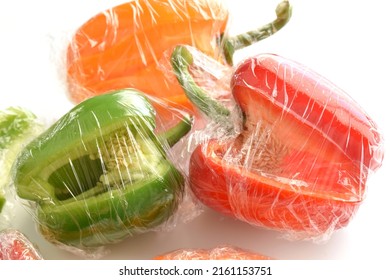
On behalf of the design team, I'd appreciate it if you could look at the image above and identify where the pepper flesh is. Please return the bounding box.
[66,0,292,110]
[13,89,192,248]
[172,47,384,237]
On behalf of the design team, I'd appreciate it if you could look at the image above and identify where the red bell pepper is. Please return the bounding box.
[171,46,384,238]
[0,229,43,260]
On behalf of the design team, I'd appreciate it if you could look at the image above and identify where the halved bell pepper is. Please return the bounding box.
[171,46,384,237]
[66,0,292,111]
[13,89,192,248]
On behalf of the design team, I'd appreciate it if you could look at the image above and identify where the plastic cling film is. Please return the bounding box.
[0,107,43,189]
[66,0,229,108]
[153,245,273,260]
[171,45,385,241]
[11,89,193,256]
[65,0,292,112]
[0,107,44,222]
[0,229,43,260]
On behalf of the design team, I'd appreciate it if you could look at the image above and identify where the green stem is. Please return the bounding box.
[0,195,5,213]
[222,0,292,65]
[171,45,231,125]
[158,113,193,147]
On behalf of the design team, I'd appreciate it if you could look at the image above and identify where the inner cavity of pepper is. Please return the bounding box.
[220,120,362,198]
[48,126,161,201]
[226,121,290,176]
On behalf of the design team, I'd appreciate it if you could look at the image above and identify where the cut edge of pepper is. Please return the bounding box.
[15,89,192,204]
[200,140,364,203]
[37,159,184,247]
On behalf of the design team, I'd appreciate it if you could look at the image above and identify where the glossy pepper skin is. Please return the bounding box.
[172,47,384,237]
[13,89,192,248]
[66,0,291,111]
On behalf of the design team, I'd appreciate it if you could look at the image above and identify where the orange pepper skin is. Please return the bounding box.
[66,0,229,108]
[188,54,384,238]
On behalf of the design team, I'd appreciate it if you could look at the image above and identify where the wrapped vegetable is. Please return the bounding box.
[171,46,384,240]
[154,245,272,260]
[66,0,291,111]
[0,229,43,260]
[12,89,192,252]
[0,107,42,214]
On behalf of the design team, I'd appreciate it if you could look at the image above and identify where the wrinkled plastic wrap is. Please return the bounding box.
[11,89,193,257]
[171,46,385,241]
[154,245,272,260]
[0,229,43,260]
[65,0,230,110]
[0,107,43,226]
[9,0,293,259]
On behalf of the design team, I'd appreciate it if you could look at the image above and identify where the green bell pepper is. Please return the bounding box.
[13,89,192,248]
[0,107,42,213]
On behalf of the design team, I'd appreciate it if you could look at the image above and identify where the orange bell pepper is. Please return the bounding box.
[171,46,384,238]
[66,0,292,111]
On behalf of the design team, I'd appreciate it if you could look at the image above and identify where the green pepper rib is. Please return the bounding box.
[222,1,292,65]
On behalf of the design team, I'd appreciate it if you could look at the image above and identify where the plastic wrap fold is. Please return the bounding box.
[154,245,272,260]
[11,89,193,255]
[171,45,385,241]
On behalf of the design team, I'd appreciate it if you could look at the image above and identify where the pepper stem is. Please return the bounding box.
[222,0,292,65]
[0,195,5,213]
[158,113,193,147]
[171,45,231,125]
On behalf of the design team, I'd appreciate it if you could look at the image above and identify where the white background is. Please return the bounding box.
[1,0,389,260]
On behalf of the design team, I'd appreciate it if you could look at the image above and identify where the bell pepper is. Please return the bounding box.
[154,245,272,260]
[66,0,292,111]
[0,229,43,260]
[12,89,192,248]
[0,107,42,213]
[171,46,384,237]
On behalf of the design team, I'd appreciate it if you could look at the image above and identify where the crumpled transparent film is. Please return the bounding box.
[0,107,44,228]
[154,245,272,260]
[66,0,230,106]
[0,229,43,260]
[10,89,193,257]
[183,51,385,241]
